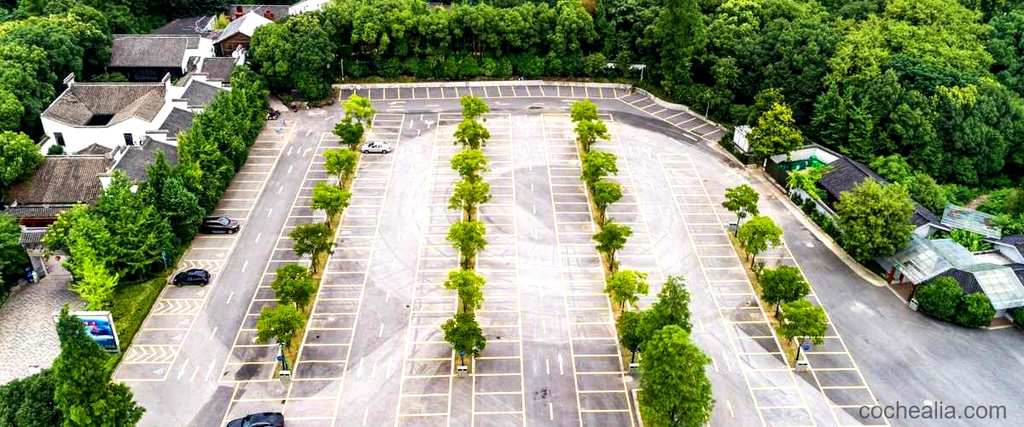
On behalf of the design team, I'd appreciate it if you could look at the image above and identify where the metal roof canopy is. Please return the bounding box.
[941,204,1001,239]
[964,264,1024,310]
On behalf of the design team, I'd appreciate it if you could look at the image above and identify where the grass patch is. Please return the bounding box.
[108,272,169,367]
[726,235,799,366]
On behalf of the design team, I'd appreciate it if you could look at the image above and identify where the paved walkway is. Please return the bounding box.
[0,264,80,384]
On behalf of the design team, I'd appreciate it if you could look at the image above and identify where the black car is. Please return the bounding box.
[172,269,210,287]
[226,412,285,427]
[200,216,240,234]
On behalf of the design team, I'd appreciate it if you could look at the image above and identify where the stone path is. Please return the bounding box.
[0,263,80,384]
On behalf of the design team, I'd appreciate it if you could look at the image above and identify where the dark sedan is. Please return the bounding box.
[200,216,240,234]
[226,412,285,427]
[172,268,210,287]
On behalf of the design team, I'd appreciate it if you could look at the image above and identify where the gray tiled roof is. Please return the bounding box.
[114,139,178,182]
[78,143,112,155]
[182,80,224,108]
[199,57,237,82]
[110,35,198,68]
[152,16,213,35]
[4,156,109,209]
[818,155,938,227]
[159,108,194,140]
[43,83,166,126]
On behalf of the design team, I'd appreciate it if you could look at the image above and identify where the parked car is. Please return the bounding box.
[200,216,240,234]
[226,412,285,427]
[172,268,210,287]
[360,140,394,154]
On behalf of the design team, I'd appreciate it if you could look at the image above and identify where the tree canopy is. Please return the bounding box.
[638,325,713,427]
[835,179,914,262]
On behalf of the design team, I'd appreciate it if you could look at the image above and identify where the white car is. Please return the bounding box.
[360,140,393,154]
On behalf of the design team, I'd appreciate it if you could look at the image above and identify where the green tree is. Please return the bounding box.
[778,300,828,363]
[449,179,491,220]
[570,99,599,123]
[645,275,693,333]
[835,180,914,262]
[955,292,995,328]
[722,184,759,230]
[0,89,24,132]
[454,119,490,149]
[53,308,144,427]
[907,173,947,214]
[312,182,352,220]
[72,257,118,311]
[646,0,706,98]
[786,166,830,202]
[638,325,713,427]
[271,264,317,310]
[333,118,365,149]
[591,179,622,224]
[250,13,335,100]
[869,154,913,184]
[324,148,359,184]
[447,220,488,268]
[442,312,487,366]
[915,277,962,321]
[759,265,809,316]
[93,172,174,279]
[460,95,490,120]
[617,310,647,365]
[142,152,204,243]
[575,119,610,152]
[736,215,783,267]
[581,151,618,186]
[450,149,489,181]
[0,369,60,427]
[593,221,632,271]
[0,131,42,190]
[255,304,306,345]
[0,213,29,289]
[747,102,803,161]
[289,223,334,273]
[605,269,649,311]
[444,269,486,313]
[342,94,375,126]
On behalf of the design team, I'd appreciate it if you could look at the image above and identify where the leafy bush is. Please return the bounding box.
[954,293,996,328]
[46,144,64,155]
[915,277,962,321]
[1011,307,1024,329]
[0,369,60,426]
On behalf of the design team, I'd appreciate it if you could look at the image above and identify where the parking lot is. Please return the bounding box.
[116,83,911,427]
[115,119,294,383]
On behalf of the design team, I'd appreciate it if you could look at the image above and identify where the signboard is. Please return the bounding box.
[72,311,120,352]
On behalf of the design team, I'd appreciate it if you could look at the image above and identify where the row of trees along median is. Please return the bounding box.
[254,94,373,371]
[442,96,492,370]
[572,100,715,425]
[722,183,829,366]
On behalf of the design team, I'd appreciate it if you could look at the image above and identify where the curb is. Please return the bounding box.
[333,80,632,90]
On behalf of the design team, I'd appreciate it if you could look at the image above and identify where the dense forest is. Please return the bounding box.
[249,0,1024,231]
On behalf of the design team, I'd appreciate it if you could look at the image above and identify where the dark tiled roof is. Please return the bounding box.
[818,155,938,227]
[199,57,236,82]
[818,157,884,201]
[152,16,213,35]
[78,143,112,155]
[931,268,983,295]
[110,35,198,68]
[4,156,108,210]
[43,83,166,126]
[182,80,223,108]
[114,139,178,182]
[1000,235,1024,255]
[159,108,194,140]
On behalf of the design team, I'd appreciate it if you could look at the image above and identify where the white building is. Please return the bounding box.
[40,73,227,154]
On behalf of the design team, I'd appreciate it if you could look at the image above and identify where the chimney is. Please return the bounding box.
[264,9,274,20]
[234,5,243,19]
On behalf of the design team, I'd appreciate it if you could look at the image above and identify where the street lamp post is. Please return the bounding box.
[277,342,291,377]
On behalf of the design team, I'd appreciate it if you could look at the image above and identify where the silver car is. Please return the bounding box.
[360,140,393,154]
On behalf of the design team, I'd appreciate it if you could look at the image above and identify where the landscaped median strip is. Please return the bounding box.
[570,100,716,426]
[254,94,373,375]
[441,96,492,373]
